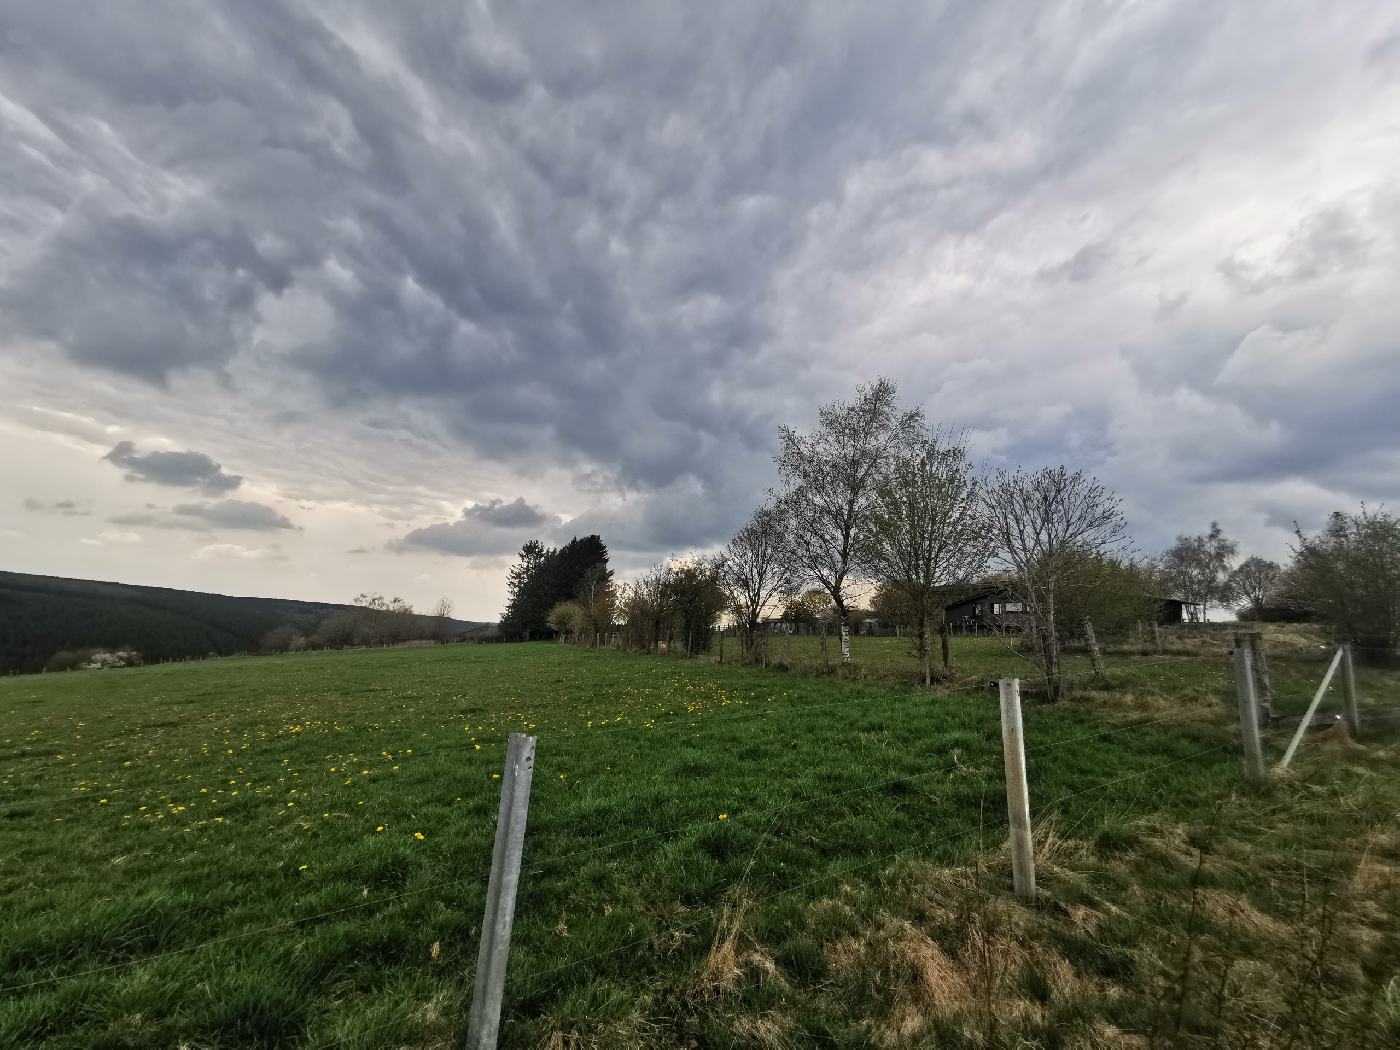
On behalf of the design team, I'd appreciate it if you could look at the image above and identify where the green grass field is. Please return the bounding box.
[2,635,1398,1047]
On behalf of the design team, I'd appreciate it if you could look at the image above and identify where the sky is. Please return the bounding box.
[2,2,1399,622]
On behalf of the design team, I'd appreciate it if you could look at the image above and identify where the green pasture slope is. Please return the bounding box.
[2,638,1398,1047]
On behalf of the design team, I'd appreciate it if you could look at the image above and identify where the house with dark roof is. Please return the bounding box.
[943,587,1186,632]
[943,587,1032,632]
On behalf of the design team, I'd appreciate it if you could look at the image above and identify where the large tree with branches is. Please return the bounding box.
[1158,522,1238,622]
[984,466,1129,701]
[774,378,925,664]
[860,432,989,686]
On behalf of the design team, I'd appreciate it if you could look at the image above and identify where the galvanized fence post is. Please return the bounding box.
[1232,635,1267,783]
[466,732,537,1050]
[1342,644,1361,740]
[998,678,1036,903]
[1277,647,1344,771]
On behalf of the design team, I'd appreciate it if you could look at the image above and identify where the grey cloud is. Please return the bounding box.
[394,497,556,557]
[103,441,242,491]
[396,471,755,561]
[462,498,549,528]
[1037,242,1112,284]
[1219,203,1373,295]
[172,500,295,530]
[22,497,90,516]
[3,2,1400,586]
[109,500,293,531]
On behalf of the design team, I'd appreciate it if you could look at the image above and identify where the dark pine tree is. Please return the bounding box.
[498,536,610,641]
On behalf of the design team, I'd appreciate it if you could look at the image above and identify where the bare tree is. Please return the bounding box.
[860,433,990,686]
[717,504,797,659]
[386,596,416,644]
[1227,555,1281,613]
[984,466,1129,701]
[575,562,616,646]
[618,564,672,652]
[430,596,454,643]
[774,377,925,664]
[1158,522,1238,621]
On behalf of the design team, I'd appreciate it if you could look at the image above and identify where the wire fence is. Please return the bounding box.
[1,637,1394,1047]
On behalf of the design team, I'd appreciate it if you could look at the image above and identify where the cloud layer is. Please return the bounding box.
[1,3,1399,617]
[109,500,294,532]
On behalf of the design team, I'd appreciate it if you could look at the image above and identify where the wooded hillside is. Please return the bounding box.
[0,572,480,674]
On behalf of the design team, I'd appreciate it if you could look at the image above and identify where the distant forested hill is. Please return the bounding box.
[0,572,480,674]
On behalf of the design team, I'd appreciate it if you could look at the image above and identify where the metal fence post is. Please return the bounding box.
[1232,635,1267,783]
[466,732,537,1050]
[1277,646,1345,771]
[1342,643,1361,740]
[998,678,1036,903]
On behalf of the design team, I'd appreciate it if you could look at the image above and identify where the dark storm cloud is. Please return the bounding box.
[109,499,293,531]
[3,1,1400,572]
[0,0,941,499]
[103,442,242,492]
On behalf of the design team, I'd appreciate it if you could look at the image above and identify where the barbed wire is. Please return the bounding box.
[526,713,1187,875]
[0,713,1215,996]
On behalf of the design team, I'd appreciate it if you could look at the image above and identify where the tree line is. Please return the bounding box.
[262,593,458,652]
[501,378,1400,693]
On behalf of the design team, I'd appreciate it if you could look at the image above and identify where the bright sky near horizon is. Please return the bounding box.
[2,2,1399,620]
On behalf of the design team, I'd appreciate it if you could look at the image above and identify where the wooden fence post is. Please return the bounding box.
[1232,635,1267,784]
[1082,618,1105,680]
[466,732,537,1050]
[998,678,1036,903]
[1342,643,1361,740]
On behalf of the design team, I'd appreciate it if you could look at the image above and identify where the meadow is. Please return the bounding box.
[1,634,1398,1047]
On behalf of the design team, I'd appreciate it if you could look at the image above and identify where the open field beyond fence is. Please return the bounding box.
[2,632,1399,1047]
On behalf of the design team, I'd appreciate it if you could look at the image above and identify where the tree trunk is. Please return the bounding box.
[919,615,931,687]
[839,611,851,665]
[1042,627,1062,701]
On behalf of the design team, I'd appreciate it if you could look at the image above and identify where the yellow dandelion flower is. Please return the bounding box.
[718,813,728,820]
[414,832,425,841]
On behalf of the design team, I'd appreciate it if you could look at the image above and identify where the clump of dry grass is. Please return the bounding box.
[765,805,1399,1048]
[694,903,786,998]
[729,1009,795,1047]
[539,1015,665,1050]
